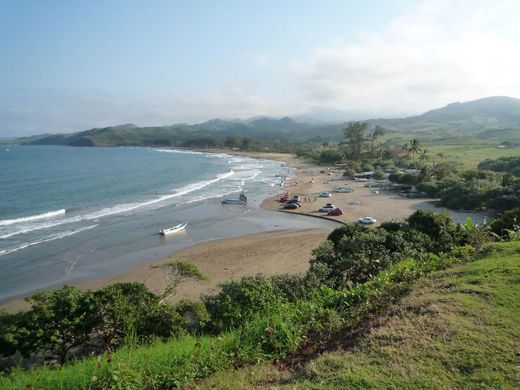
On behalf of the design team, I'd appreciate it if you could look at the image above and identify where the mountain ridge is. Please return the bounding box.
[9,96,520,146]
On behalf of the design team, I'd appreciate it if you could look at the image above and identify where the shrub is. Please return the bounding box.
[204,275,282,332]
[407,210,466,252]
[0,286,100,363]
[175,300,211,334]
[343,167,356,178]
[389,172,419,185]
[270,274,309,302]
[490,208,520,237]
[309,224,419,288]
[318,149,343,163]
[416,181,441,197]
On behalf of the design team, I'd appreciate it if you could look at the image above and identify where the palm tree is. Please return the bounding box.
[407,138,423,170]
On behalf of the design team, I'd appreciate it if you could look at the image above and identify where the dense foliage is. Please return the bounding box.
[388,153,520,211]
[0,208,511,388]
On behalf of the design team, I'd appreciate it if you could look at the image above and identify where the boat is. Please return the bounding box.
[159,222,187,236]
[221,192,247,205]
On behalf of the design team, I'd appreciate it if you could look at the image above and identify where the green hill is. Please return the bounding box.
[195,241,520,389]
[1,238,518,389]
[10,96,520,147]
[369,96,520,137]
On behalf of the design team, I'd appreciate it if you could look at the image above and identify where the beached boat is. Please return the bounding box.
[221,192,247,205]
[159,222,187,236]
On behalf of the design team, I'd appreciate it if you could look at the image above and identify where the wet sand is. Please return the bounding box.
[1,151,490,313]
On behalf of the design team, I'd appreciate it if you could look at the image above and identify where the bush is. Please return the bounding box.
[175,300,211,334]
[0,286,100,363]
[204,275,283,332]
[389,172,419,185]
[270,274,309,302]
[416,181,441,197]
[343,167,356,178]
[0,282,189,364]
[318,149,343,163]
[309,224,421,288]
[490,208,520,237]
[407,210,466,252]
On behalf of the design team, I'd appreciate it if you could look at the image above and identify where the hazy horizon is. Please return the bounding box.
[1,0,520,137]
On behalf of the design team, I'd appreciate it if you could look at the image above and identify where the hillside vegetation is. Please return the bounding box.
[9,96,520,148]
[1,210,519,389]
[194,240,520,389]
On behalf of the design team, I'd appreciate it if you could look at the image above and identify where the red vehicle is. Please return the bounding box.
[280,193,290,202]
[327,208,343,216]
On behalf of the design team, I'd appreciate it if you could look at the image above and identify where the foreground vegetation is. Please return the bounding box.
[1,209,518,388]
[195,240,520,389]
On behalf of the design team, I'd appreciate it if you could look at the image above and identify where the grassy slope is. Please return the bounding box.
[425,143,520,170]
[192,241,520,389]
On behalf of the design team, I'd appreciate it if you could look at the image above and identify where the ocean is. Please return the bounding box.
[0,145,336,302]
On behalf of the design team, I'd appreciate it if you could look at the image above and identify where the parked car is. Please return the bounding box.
[319,191,332,197]
[332,186,354,193]
[358,216,377,224]
[280,194,290,202]
[319,203,335,212]
[284,202,301,209]
[327,208,343,216]
[286,198,301,204]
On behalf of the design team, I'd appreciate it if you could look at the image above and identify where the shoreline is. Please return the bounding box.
[0,149,493,313]
[0,151,329,313]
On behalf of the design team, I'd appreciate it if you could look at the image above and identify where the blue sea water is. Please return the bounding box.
[0,145,338,302]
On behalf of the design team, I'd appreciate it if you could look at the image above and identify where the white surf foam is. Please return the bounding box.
[0,224,98,257]
[0,170,236,240]
[0,209,66,227]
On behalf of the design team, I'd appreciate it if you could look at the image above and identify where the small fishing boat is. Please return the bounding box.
[159,222,187,236]
[221,192,247,205]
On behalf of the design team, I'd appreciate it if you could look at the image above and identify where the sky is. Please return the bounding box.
[1,0,519,136]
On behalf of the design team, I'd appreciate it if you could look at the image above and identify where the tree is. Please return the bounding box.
[224,135,241,149]
[240,137,251,150]
[367,125,386,159]
[402,138,423,169]
[342,122,369,161]
[153,260,207,303]
[6,286,100,363]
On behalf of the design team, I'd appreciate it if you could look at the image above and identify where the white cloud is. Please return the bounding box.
[291,0,520,117]
[3,0,520,135]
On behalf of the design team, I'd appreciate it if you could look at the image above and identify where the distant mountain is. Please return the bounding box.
[12,117,315,147]
[368,96,520,136]
[9,96,520,147]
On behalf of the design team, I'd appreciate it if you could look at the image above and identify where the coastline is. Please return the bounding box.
[0,151,329,313]
[0,150,492,313]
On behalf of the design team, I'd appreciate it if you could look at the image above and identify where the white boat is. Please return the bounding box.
[159,222,187,236]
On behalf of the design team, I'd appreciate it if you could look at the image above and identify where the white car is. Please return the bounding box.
[319,192,332,197]
[319,203,335,212]
[358,216,377,224]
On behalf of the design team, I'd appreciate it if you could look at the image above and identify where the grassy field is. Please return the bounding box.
[424,143,520,170]
[192,241,520,389]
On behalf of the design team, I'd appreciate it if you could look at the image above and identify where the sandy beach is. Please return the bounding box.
[1,151,489,313]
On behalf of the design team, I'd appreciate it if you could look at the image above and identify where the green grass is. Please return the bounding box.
[425,143,520,169]
[2,243,518,389]
[192,241,520,389]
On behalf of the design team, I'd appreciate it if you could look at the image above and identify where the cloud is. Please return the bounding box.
[291,0,520,117]
[0,88,301,136]
[3,0,520,135]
